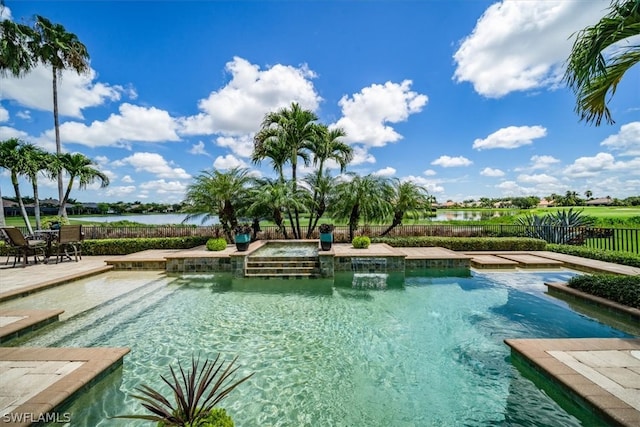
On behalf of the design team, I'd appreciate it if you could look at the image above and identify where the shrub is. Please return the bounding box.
[371,236,546,251]
[567,274,640,309]
[206,238,228,251]
[116,355,252,427]
[41,216,69,230]
[82,236,209,255]
[547,244,640,268]
[352,236,371,249]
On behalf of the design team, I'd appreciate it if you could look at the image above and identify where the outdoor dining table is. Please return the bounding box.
[33,229,59,263]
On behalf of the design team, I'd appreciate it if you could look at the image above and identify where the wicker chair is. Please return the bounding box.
[0,227,46,267]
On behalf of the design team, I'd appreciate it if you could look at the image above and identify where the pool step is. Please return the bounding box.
[245,256,320,278]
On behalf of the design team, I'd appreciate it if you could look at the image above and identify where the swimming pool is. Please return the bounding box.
[4,270,632,426]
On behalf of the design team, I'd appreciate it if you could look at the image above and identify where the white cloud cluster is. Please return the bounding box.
[600,121,640,156]
[453,0,608,97]
[0,105,8,122]
[333,80,427,147]
[373,167,396,177]
[213,154,248,170]
[189,141,210,156]
[113,152,191,179]
[402,175,445,194]
[0,65,124,118]
[473,125,547,150]
[480,167,504,177]
[529,155,560,170]
[431,155,473,167]
[179,57,321,136]
[215,135,254,158]
[58,103,181,147]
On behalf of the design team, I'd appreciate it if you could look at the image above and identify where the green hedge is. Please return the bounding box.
[567,274,640,309]
[371,236,546,251]
[547,244,640,268]
[81,236,209,255]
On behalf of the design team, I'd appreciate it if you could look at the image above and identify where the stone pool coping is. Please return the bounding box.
[0,347,130,427]
[505,338,640,427]
[0,310,65,344]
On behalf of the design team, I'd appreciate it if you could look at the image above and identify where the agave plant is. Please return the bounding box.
[516,208,595,244]
[115,355,253,426]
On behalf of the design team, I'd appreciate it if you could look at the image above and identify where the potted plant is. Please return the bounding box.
[319,224,334,251]
[234,224,252,251]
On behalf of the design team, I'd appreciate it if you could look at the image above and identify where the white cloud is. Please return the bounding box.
[58,103,181,147]
[600,121,640,156]
[349,145,376,165]
[480,167,505,177]
[517,173,559,184]
[332,80,427,147]
[189,141,210,156]
[402,175,444,194]
[431,155,473,167]
[496,180,533,196]
[121,175,135,183]
[213,154,248,170]
[453,0,608,97]
[139,179,188,194]
[105,185,136,197]
[473,125,547,150]
[0,126,29,140]
[563,152,616,178]
[530,154,560,170]
[113,152,191,179]
[373,167,396,177]
[179,56,321,136]
[215,135,254,158]
[0,105,8,122]
[0,64,124,118]
[423,169,437,176]
[16,110,31,120]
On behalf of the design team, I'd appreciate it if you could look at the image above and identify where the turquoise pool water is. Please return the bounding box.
[7,270,632,426]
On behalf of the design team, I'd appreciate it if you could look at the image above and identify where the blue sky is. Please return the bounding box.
[1,0,639,205]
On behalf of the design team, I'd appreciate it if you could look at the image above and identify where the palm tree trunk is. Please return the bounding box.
[291,159,302,239]
[52,67,66,218]
[306,163,324,238]
[0,185,5,226]
[381,211,403,236]
[11,172,33,235]
[60,175,75,217]
[348,206,359,242]
[32,179,41,230]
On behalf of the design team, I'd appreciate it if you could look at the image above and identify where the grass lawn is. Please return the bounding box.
[532,206,640,218]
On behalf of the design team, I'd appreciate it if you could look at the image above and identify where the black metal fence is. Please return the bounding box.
[13,224,640,254]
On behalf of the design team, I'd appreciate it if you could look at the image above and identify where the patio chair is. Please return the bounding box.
[54,224,84,263]
[0,226,47,268]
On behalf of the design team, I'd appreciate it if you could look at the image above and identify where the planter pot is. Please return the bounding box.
[235,233,250,252]
[319,233,333,251]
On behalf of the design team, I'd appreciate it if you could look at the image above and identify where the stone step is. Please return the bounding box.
[246,260,319,268]
[245,272,320,278]
[245,266,319,275]
[248,256,318,263]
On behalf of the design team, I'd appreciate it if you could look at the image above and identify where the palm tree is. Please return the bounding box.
[183,168,251,241]
[31,16,90,216]
[253,102,318,238]
[306,125,352,238]
[0,18,36,77]
[0,138,33,234]
[585,190,593,200]
[328,173,393,242]
[18,144,56,230]
[380,179,431,236]
[304,173,335,237]
[57,153,109,217]
[248,178,309,239]
[564,0,640,125]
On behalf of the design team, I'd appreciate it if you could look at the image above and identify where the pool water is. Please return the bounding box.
[6,270,632,426]
[250,242,319,257]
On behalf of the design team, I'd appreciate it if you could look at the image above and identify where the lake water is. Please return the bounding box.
[75,211,514,225]
[75,213,219,225]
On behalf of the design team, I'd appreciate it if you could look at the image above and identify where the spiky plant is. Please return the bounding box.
[516,208,595,244]
[115,355,253,426]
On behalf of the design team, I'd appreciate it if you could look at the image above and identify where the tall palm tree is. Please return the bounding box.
[306,125,352,238]
[183,167,251,241]
[253,102,318,238]
[380,179,431,236]
[328,173,393,242]
[564,0,640,126]
[57,153,109,217]
[585,190,593,200]
[18,144,55,230]
[31,16,90,216]
[248,178,309,239]
[0,138,33,234]
[0,18,35,77]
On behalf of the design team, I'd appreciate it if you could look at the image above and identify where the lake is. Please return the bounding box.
[74,210,515,225]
